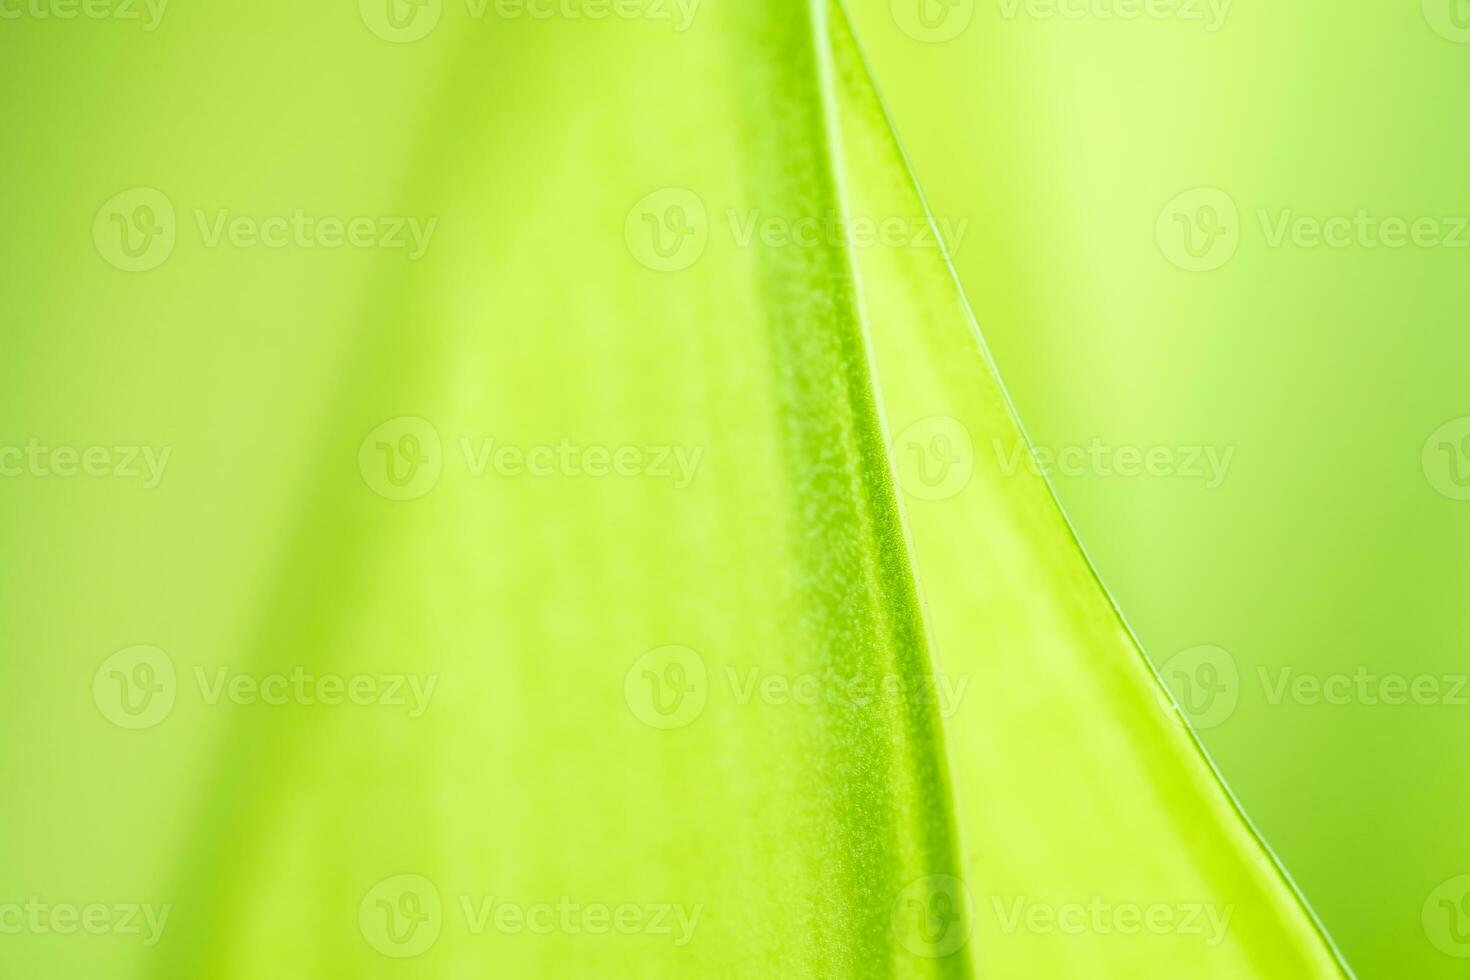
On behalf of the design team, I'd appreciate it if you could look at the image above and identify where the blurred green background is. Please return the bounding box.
[1,0,1464,975]
[849,0,1470,976]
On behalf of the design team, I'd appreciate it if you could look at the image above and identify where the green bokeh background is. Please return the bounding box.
[849,0,1470,976]
[1,0,1463,976]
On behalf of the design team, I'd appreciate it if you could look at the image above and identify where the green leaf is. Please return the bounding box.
[0,1,1346,976]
